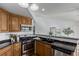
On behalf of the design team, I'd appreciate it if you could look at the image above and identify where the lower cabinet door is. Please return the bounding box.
[0,45,13,56]
[36,41,44,56]
[38,44,44,56]
[14,50,20,56]
[36,41,53,56]
[6,50,13,56]
[44,46,52,56]
[0,43,21,56]
[13,43,21,56]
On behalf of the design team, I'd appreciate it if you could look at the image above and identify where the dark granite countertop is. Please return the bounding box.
[38,35,78,44]
[0,39,11,49]
[36,34,79,40]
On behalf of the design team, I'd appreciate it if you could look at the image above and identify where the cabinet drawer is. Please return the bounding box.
[14,43,20,46]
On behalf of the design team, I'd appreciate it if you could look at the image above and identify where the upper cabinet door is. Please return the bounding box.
[11,15,20,32]
[0,10,9,32]
[1,13,9,32]
[27,17,32,25]
[20,16,32,25]
[21,16,28,25]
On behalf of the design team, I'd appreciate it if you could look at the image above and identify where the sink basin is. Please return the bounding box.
[42,38,53,43]
[39,37,54,43]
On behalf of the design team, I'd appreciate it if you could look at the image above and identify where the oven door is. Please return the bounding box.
[22,42,34,54]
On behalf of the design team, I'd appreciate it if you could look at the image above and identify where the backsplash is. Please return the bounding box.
[0,33,10,41]
[0,32,33,41]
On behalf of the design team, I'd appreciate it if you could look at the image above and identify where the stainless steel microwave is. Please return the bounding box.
[21,24,32,32]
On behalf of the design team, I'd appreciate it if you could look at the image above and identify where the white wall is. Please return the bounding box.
[34,16,79,38]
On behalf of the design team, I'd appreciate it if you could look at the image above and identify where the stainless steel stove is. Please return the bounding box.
[20,37,34,56]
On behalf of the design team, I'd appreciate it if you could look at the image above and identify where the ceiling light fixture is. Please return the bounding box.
[30,4,39,11]
[42,8,45,11]
[18,3,29,8]
[18,3,39,11]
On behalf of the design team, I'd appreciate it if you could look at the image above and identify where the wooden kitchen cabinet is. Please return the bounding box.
[13,42,21,56]
[36,41,44,56]
[10,14,20,32]
[44,44,53,56]
[5,49,13,56]
[27,17,32,25]
[0,42,21,56]
[5,45,13,56]
[20,16,32,25]
[0,9,9,32]
[35,40,54,56]
[20,16,27,24]
[0,8,32,32]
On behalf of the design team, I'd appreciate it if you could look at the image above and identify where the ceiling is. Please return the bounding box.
[0,3,79,21]
[33,3,79,21]
[35,3,79,14]
[0,3,32,17]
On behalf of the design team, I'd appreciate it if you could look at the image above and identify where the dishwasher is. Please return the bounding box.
[54,50,70,56]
